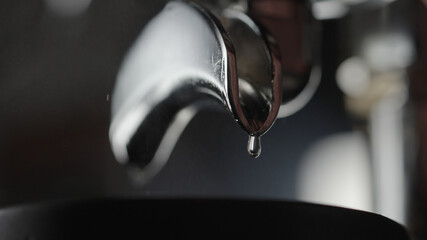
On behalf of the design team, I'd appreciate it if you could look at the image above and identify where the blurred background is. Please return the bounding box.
[0,0,426,238]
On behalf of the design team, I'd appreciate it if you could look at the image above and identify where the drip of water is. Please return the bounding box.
[247,135,261,158]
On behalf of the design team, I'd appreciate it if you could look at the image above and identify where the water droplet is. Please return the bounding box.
[247,135,261,158]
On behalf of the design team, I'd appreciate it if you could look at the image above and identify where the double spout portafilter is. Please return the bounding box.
[109,0,320,182]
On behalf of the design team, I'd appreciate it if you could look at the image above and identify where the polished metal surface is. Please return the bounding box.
[248,0,322,119]
[109,1,281,182]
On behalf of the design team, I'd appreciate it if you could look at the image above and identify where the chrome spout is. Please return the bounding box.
[109,1,282,181]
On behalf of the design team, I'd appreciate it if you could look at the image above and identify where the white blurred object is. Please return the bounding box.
[371,81,408,225]
[45,0,92,17]
[312,1,349,20]
[336,57,371,97]
[362,32,415,72]
[297,132,373,212]
[340,0,368,5]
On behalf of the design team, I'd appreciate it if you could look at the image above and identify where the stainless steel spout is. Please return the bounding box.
[109,1,282,181]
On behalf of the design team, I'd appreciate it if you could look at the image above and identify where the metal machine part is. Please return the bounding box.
[249,0,322,118]
[109,1,282,182]
[108,0,323,183]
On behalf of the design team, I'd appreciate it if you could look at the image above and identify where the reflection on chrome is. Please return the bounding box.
[109,1,282,182]
[128,104,201,185]
[277,66,321,118]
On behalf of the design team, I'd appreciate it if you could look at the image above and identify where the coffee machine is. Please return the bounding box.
[0,0,425,238]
